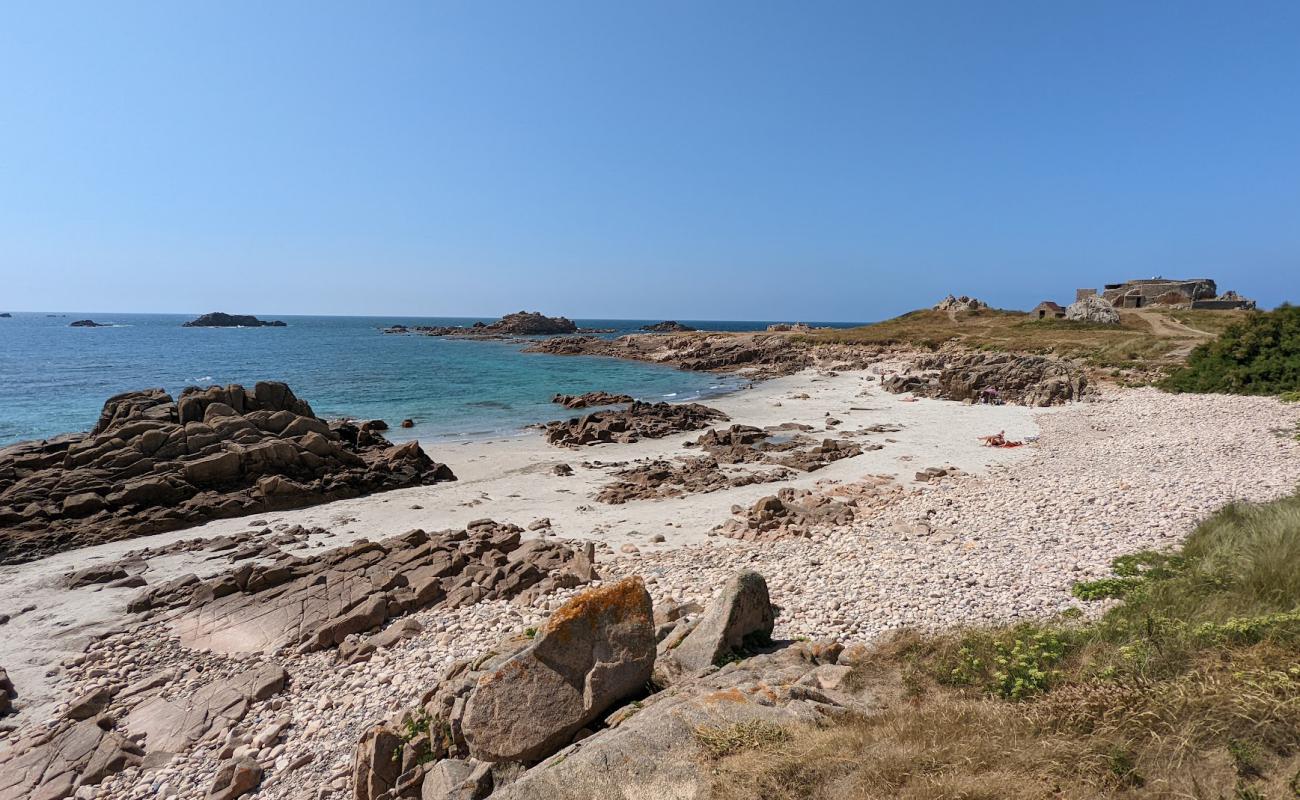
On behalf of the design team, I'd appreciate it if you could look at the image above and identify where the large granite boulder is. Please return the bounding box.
[460,576,655,762]
[655,571,776,685]
[0,381,455,564]
[488,640,879,800]
[351,578,654,798]
[1065,295,1121,324]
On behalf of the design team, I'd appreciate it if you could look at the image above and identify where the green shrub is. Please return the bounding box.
[1162,304,1300,395]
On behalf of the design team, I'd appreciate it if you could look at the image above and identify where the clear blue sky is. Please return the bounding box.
[1,1,1297,320]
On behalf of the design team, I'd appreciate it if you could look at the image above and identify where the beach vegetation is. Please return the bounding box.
[1161,304,1300,395]
[807,306,1244,372]
[701,492,1300,799]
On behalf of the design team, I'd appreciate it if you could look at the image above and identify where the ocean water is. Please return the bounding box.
[0,313,862,447]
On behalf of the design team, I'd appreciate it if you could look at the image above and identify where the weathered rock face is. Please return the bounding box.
[206,756,263,800]
[550,391,634,410]
[126,662,288,754]
[882,351,1091,406]
[640,321,696,332]
[460,576,655,762]
[490,640,878,800]
[933,294,989,312]
[352,578,655,798]
[182,312,287,327]
[1,659,289,800]
[543,402,728,448]
[130,521,595,656]
[1065,295,1121,324]
[0,718,146,800]
[0,381,455,565]
[662,571,775,678]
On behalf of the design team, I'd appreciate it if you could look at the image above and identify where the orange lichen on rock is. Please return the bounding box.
[704,688,749,705]
[543,576,651,636]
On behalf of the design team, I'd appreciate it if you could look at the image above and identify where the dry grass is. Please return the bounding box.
[806,307,1252,370]
[704,494,1300,800]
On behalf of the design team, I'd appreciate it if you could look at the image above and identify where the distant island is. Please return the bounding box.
[69,319,108,328]
[641,320,696,332]
[182,312,287,328]
[0,312,11,318]
[382,310,580,338]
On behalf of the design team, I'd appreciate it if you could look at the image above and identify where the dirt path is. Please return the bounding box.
[1133,309,1215,339]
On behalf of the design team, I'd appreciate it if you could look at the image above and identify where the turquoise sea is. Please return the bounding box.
[0,313,863,447]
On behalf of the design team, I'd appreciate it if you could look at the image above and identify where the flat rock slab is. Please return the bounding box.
[125,662,287,754]
[136,522,591,656]
[0,718,143,800]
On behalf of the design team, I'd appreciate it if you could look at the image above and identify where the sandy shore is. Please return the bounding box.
[3,366,1298,800]
[0,367,1037,721]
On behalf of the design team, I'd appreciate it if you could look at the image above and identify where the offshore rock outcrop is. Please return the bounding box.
[882,350,1091,406]
[640,320,696,332]
[542,402,727,448]
[526,331,881,379]
[0,382,455,565]
[182,313,287,328]
[524,332,819,378]
[385,311,578,338]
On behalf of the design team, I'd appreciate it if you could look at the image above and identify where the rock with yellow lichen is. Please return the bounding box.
[461,576,654,762]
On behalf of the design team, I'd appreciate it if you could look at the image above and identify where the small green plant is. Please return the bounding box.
[1227,739,1263,779]
[523,626,537,639]
[1236,785,1267,800]
[1107,747,1145,788]
[1072,577,1145,601]
[945,628,1069,699]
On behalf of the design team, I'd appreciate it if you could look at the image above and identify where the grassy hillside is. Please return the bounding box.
[704,493,1300,799]
[1162,305,1300,396]
[808,307,1248,370]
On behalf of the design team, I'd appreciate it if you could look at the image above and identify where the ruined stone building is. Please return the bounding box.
[1073,279,1255,310]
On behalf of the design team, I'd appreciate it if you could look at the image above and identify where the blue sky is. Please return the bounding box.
[1,1,1296,320]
